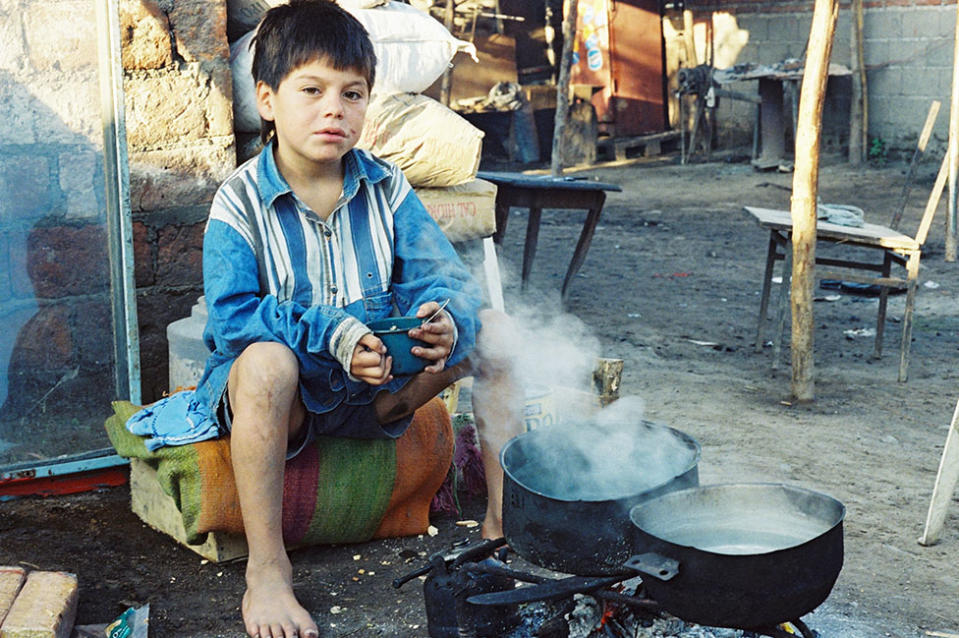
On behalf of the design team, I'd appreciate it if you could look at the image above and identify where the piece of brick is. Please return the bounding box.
[0,567,26,626]
[0,571,78,638]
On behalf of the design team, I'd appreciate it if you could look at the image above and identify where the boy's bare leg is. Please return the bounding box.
[228,342,318,638]
[372,309,523,540]
[468,310,524,538]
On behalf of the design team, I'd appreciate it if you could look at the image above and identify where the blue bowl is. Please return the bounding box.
[367,316,430,376]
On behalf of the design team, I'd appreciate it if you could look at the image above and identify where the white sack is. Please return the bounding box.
[228,2,477,130]
[230,30,260,133]
[358,92,483,188]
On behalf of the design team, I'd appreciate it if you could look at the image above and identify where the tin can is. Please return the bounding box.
[523,385,557,431]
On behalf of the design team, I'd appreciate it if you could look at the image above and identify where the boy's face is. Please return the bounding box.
[257,57,370,170]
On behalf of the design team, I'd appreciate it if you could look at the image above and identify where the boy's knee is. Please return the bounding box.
[233,341,299,395]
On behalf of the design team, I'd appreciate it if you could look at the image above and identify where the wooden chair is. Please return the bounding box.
[745,151,948,383]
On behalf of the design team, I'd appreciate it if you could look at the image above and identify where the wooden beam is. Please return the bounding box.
[789,0,839,402]
[848,0,866,166]
[551,0,578,177]
[439,0,455,106]
[947,4,959,261]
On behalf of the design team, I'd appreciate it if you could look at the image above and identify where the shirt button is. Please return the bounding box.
[330,286,338,294]
[324,229,332,238]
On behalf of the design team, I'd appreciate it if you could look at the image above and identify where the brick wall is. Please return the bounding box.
[686,0,957,157]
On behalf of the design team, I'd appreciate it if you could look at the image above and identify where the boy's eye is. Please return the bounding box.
[344,90,365,101]
[303,87,321,95]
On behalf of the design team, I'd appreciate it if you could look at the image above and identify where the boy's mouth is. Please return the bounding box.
[315,127,347,138]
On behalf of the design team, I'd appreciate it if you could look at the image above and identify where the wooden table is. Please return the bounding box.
[744,206,923,382]
[476,171,622,304]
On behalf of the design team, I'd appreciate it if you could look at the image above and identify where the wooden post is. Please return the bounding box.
[789,0,839,402]
[947,4,959,262]
[848,0,865,166]
[551,0,579,177]
[439,0,455,107]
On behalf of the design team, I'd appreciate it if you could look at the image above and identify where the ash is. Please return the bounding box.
[567,595,748,638]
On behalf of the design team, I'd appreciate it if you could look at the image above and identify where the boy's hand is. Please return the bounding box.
[410,301,455,373]
[351,333,392,385]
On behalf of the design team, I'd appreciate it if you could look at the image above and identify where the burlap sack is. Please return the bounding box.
[358,92,484,188]
[415,178,497,243]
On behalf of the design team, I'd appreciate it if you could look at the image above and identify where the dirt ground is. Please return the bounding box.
[3,149,959,637]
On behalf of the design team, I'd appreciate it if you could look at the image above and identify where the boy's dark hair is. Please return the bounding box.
[252,0,377,144]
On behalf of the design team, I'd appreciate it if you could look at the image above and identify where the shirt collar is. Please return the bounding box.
[255,142,391,209]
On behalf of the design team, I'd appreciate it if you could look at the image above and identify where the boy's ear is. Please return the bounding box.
[255,81,276,123]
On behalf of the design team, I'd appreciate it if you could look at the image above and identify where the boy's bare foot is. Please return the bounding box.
[481,504,503,540]
[242,560,318,638]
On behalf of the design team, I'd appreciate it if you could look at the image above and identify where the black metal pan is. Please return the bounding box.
[501,420,701,576]
[626,483,845,630]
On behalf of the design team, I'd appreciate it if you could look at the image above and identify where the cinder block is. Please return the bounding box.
[0,571,78,638]
[903,6,953,39]
[0,567,26,627]
[864,8,904,41]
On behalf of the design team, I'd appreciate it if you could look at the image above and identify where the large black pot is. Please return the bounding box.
[501,420,701,576]
[626,483,845,630]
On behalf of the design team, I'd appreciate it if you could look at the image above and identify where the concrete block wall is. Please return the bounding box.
[1,0,236,421]
[692,0,956,158]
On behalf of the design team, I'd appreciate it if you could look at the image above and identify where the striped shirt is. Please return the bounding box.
[210,147,403,309]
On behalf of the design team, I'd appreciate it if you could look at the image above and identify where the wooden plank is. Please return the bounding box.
[919,397,959,545]
[129,459,249,563]
[891,101,940,230]
[744,207,918,250]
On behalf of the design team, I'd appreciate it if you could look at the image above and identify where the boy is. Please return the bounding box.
[196,2,522,637]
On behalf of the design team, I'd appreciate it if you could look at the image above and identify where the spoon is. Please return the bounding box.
[422,298,450,325]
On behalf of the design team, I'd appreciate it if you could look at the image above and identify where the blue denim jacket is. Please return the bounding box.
[128,146,483,448]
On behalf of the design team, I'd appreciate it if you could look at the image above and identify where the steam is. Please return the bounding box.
[507,397,698,501]
[466,248,698,503]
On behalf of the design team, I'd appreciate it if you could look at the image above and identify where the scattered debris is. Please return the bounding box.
[684,338,720,347]
[844,328,876,339]
[455,520,479,528]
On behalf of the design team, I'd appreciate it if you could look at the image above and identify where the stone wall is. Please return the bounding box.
[120,0,235,401]
[0,0,235,416]
[687,0,956,158]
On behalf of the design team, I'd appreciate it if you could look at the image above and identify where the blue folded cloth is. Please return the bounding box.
[125,390,219,451]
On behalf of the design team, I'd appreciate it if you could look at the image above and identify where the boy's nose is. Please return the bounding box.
[322,95,345,118]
